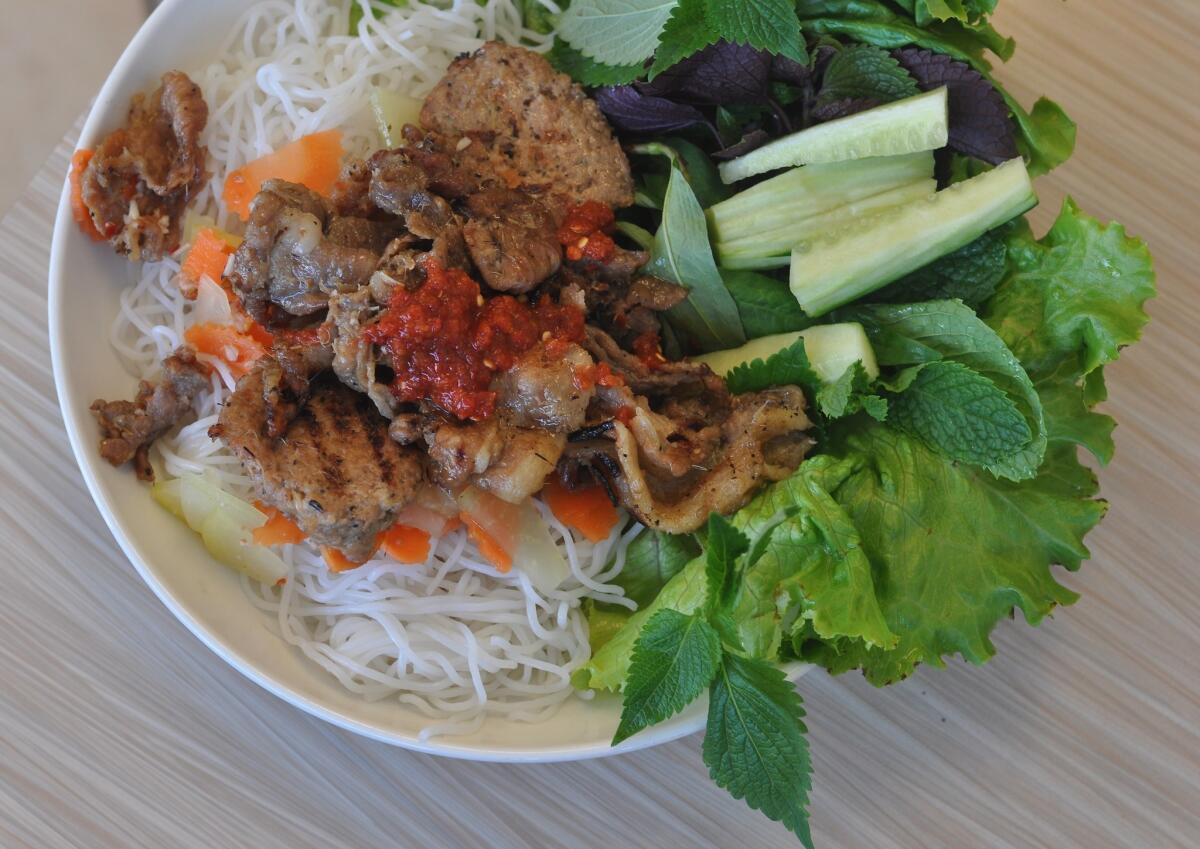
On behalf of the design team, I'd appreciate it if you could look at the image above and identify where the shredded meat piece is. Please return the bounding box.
[462,187,562,293]
[213,369,423,560]
[90,348,208,481]
[365,149,457,238]
[326,288,397,419]
[585,325,729,405]
[226,180,380,324]
[80,71,208,260]
[591,387,812,533]
[420,42,634,208]
[491,344,594,432]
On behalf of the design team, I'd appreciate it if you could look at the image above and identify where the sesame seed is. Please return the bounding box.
[476,294,485,307]
[541,331,551,341]
[456,136,472,151]
[483,358,495,369]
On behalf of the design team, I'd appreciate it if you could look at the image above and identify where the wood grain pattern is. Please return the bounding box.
[1,2,1198,847]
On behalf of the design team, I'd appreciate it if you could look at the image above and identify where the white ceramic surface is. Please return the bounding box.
[47,0,808,762]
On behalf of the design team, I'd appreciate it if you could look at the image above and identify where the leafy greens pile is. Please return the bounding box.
[546,1,1154,845]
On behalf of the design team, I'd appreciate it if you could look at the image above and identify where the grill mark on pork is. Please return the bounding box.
[214,367,423,559]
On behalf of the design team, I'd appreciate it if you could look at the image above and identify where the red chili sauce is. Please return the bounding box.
[364,260,586,420]
[558,201,617,263]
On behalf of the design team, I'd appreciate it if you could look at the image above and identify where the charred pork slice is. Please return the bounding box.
[226,180,382,325]
[80,71,209,261]
[214,368,423,560]
[91,348,209,482]
[419,42,634,209]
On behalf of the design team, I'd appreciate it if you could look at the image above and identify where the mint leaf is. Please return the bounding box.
[803,420,1104,685]
[818,44,920,104]
[726,338,820,395]
[875,228,1008,309]
[886,360,1032,466]
[704,513,750,613]
[548,40,645,86]
[844,300,1046,481]
[987,200,1156,380]
[615,529,701,608]
[721,269,812,339]
[558,0,677,67]
[613,609,721,744]
[815,361,883,420]
[647,0,719,79]
[704,653,813,849]
[650,165,747,352]
[703,0,807,63]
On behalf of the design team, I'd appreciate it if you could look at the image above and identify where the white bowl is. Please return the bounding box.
[49,0,808,762]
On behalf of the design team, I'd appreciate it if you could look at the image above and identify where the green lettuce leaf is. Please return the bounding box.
[731,455,895,656]
[578,456,892,689]
[800,419,1105,684]
[987,199,1156,380]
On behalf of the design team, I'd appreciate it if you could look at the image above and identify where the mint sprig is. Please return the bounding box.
[614,513,813,845]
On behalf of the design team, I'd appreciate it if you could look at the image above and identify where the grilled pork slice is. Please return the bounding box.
[571,387,812,534]
[213,366,423,560]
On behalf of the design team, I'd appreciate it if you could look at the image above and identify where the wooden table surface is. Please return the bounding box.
[2,2,1198,847]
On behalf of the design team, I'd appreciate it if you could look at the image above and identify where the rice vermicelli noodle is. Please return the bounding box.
[111,0,639,739]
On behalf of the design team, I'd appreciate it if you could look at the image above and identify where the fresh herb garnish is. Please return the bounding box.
[612,516,816,846]
[646,165,746,352]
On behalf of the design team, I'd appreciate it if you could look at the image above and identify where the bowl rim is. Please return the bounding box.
[47,0,810,764]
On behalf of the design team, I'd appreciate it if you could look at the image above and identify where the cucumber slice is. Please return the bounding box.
[697,323,879,384]
[716,179,937,265]
[790,158,1037,316]
[708,152,934,242]
[151,477,185,520]
[370,89,422,148]
[200,510,288,586]
[719,88,949,184]
[180,474,267,533]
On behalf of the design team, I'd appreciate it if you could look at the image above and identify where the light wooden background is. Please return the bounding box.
[1,2,1197,847]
